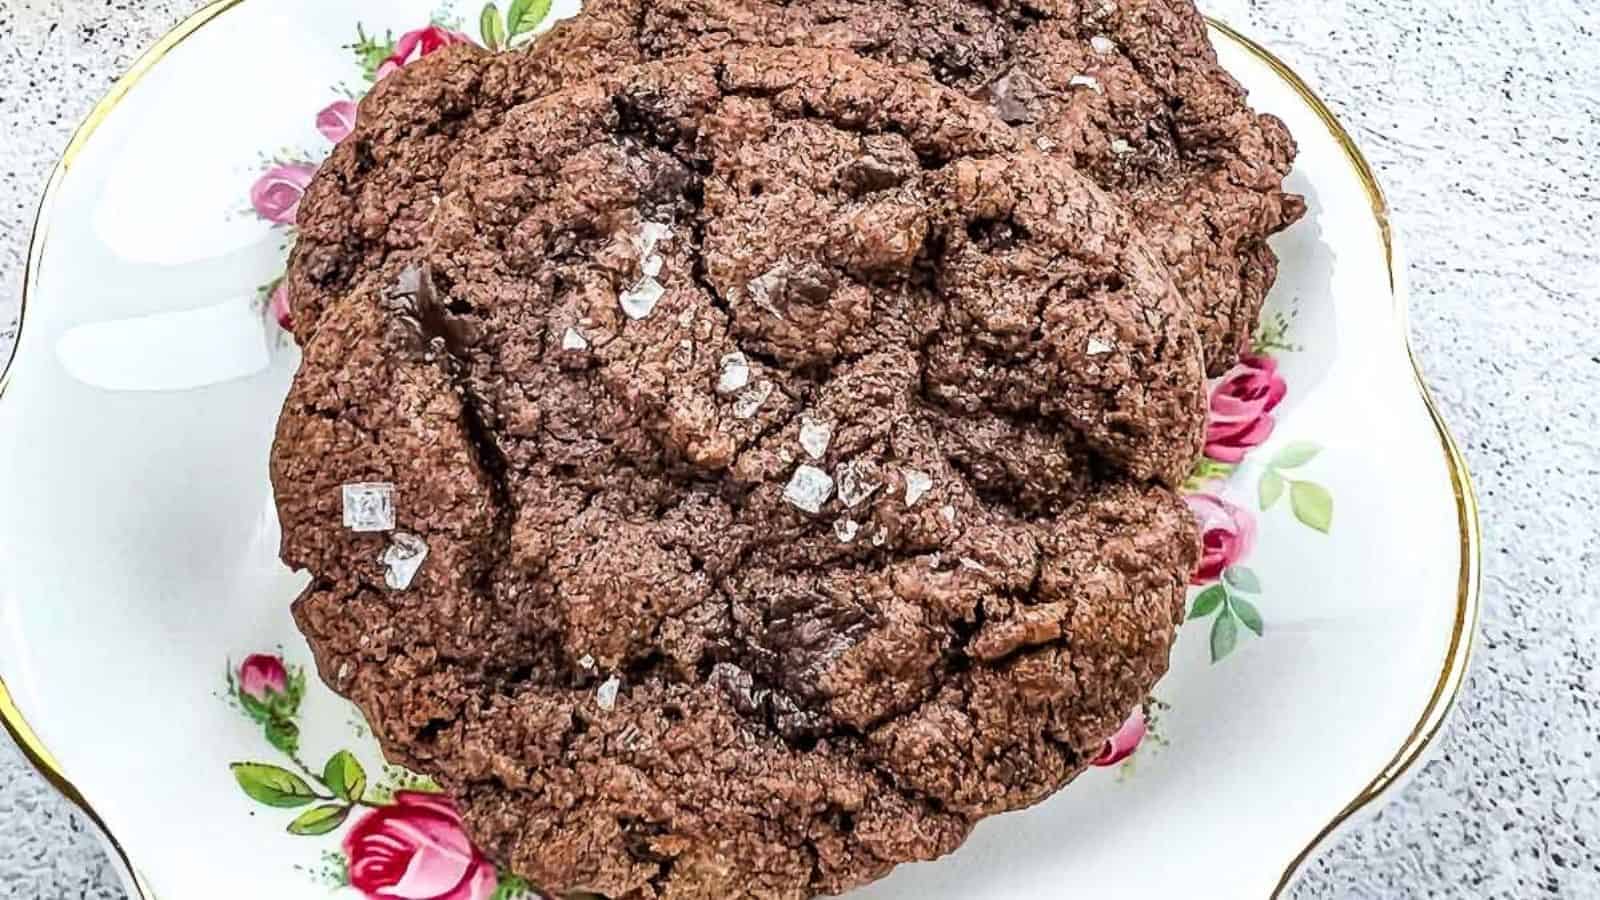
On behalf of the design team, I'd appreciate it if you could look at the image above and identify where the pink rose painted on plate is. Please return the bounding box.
[1204,353,1287,464]
[1185,493,1257,586]
[317,100,359,143]
[376,25,473,79]
[269,283,293,331]
[345,792,498,900]
[250,162,318,225]
[1092,709,1148,767]
[238,654,289,701]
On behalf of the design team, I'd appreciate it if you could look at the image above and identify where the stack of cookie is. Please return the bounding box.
[272,1,1302,897]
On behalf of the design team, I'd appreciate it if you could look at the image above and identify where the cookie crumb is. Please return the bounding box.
[342,483,396,532]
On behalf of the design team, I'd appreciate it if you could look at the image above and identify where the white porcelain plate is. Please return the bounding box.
[0,3,1480,899]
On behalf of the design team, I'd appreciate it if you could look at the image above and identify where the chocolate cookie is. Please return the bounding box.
[275,48,1200,898]
[286,0,1301,376]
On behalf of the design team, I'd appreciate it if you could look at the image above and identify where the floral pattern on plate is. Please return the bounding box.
[250,2,555,332]
[227,0,1336,875]
[227,655,540,900]
[1182,312,1336,664]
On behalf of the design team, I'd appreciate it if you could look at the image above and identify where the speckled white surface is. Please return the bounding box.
[2,0,1597,897]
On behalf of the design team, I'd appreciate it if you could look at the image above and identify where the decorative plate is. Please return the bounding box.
[0,2,1480,899]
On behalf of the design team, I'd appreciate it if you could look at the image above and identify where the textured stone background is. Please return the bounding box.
[1,0,1596,897]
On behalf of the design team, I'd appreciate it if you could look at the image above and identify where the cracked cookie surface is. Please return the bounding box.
[274,48,1201,899]
[286,0,1302,377]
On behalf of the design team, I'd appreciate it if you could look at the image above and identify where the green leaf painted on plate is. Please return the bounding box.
[1190,585,1226,619]
[231,763,317,808]
[286,667,307,712]
[1271,441,1322,470]
[1259,469,1285,510]
[238,688,270,724]
[351,25,398,82]
[480,3,507,50]
[287,804,352,837]
[1290,481,1334,533]
[1223,565,1262,595]
[264,719,300,756]
[323,750,367,803]
[1231,595,1265,637]
[1210,610,1239,663]
[508,0,553,35]
[491,873,538,900]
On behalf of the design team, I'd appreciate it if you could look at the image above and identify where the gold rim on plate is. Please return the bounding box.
[0,6,1481,898]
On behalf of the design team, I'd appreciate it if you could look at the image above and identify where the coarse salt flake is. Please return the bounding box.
[620,277,665,320]
[1087,337,1114,356]
[1069,74,1103,93]
[835,519,860,543]
[733,381,774,419]
[381,532,429,591]
[904,469,933,507]
[636,222,672,255]
[1111,138,1135,156]
[836,460,881,508]
[799,417,833,460]
[597,675,621,711]
[1091,35,1116,54]
[748,269,786,317]
[718,352,751,395]
[343,482,395,532]
[784,465,835,515]
[562,327,589,351]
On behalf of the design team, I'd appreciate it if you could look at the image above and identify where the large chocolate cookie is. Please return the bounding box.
[275,48,1200,898]
[287,0,1301,376]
